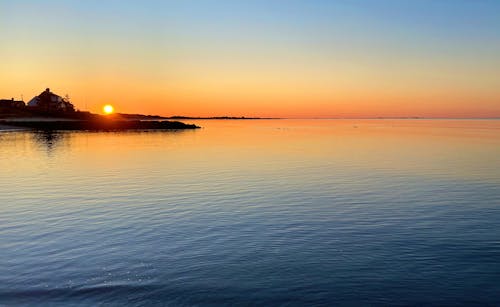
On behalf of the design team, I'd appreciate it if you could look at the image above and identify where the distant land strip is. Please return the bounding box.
[117,114,280,120]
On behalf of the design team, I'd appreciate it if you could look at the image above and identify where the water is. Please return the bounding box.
[1,119,499,305]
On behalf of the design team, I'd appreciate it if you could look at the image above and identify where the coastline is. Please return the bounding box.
[0,124,26,131]
[0,119,200,131]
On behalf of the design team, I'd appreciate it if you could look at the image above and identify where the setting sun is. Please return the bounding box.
[103,104,114,115]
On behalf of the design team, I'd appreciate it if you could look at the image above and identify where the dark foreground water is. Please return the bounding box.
[1,119,499,305]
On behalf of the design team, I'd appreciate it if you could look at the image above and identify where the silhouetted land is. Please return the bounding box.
[1,119,199,131]
[0,104,278,131]
[0,108,199,131]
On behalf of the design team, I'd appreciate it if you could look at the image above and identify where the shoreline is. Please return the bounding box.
[0,124,27,131]
[0,119,200,131]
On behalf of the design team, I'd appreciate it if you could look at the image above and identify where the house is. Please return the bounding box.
[27,88,75,113]
[0,98,25,108]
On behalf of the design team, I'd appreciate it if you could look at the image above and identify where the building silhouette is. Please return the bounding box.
[0,98,25,108]
[27,88,75,113]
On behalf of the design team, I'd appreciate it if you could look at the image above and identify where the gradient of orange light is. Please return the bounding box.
[1,45,499,118]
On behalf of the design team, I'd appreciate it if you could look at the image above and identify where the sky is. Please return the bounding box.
[1,0,500,118]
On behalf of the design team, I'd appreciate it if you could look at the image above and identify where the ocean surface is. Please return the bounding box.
[1,119,499,306]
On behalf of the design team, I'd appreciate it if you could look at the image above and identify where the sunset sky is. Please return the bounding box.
[1,0,499,118]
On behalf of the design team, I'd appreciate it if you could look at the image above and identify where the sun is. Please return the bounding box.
[103,104,114,115]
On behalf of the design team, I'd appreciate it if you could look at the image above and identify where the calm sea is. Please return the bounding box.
[1,119,499,305]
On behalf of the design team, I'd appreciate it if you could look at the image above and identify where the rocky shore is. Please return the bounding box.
[0,119,200,131]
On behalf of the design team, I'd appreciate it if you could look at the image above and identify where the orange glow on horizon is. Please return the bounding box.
[1,81,498,118]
